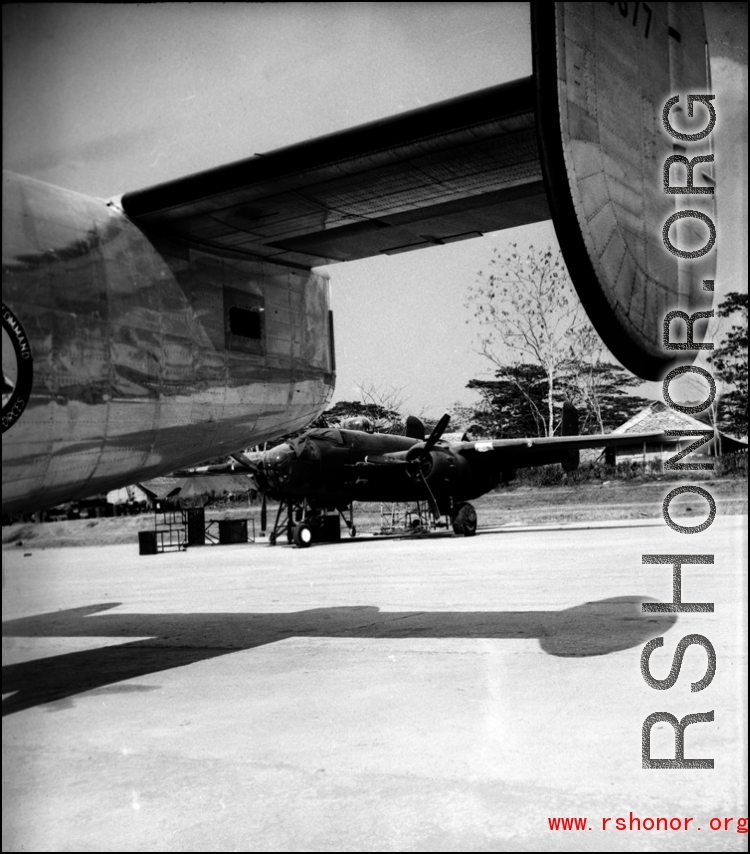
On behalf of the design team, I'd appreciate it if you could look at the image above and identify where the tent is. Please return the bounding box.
[137,474,257,508]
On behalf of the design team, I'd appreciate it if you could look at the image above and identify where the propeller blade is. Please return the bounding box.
[231,452,262,474]
[418,470,442,521]
[423,413,451,455]
[260,491,267,533]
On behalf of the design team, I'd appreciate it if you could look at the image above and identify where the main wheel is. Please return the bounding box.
[349,526,357,538]
[451,502,477,536]
[293,522,313,548]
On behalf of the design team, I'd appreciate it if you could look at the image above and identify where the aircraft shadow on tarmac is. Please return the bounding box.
[2,596,676,716]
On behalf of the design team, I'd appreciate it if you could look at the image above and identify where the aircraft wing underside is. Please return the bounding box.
[120,76,549,269]
[120,4,714,381]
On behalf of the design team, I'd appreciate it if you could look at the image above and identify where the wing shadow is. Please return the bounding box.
[2,596,675,715]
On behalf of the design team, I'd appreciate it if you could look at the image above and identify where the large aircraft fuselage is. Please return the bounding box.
[2,172,334,516]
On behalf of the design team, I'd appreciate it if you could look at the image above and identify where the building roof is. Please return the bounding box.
[613,401,709,434]
[614,401,747,453]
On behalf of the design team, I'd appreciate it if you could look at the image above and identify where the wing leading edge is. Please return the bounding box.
[456,431,675,457]
[120,76,548,269]
[362,431,677,471]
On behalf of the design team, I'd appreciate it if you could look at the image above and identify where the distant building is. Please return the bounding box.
[608,401,746,464]
[440,431,471,444]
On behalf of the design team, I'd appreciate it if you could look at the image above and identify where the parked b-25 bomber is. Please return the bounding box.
[225,404,671,546]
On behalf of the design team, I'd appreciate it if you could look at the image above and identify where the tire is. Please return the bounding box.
[268,532,277,546]
[349,526,357,538]
[452,502,477,536]
[293,522,313,548]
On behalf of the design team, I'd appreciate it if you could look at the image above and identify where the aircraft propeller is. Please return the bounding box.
[361,414,451,520]
[231,452,269,532]
[422,413,451,455]
[417,469,441,521]
[406,413,451,520]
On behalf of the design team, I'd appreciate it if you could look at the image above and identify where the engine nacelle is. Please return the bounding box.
[406,445,471,491]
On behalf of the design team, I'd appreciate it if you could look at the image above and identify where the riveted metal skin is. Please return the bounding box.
[2,172,333,515]
[532,3,715,380]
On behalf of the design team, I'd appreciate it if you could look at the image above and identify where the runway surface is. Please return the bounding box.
[3,516,747,852]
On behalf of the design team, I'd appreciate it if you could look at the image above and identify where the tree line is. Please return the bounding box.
[270,245,747,443]
[459,244,746,440]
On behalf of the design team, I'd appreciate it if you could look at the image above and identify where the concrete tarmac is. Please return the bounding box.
[2,516,747,852]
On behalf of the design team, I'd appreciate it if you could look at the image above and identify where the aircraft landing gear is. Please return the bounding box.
[451,502,477,536]
[293,522,313,548]
[339,504,356,538]
[268,498,348,546]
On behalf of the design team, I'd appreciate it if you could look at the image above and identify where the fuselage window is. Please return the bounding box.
[223,285,264,354]
[228,306,262,339]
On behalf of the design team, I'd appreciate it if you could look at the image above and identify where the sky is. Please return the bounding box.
[3,2,747,417]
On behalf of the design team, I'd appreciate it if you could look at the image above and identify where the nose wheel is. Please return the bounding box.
[268,498,352,546]
[293,522,313,548]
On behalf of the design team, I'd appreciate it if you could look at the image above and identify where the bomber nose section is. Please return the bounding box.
[264,443,296,488]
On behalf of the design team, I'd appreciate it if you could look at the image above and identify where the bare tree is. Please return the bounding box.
[467,244,596,436]
[355,381,408,417]
[563,324,607,432]
[312,381,409,433]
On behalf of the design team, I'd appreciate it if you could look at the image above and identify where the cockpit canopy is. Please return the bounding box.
[339,417,372,432]
[301,428,348,447]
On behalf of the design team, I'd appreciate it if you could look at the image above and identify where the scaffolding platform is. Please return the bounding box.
[138,503,256,554]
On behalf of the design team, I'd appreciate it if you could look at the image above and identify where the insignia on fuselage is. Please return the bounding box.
[2,303,33,432]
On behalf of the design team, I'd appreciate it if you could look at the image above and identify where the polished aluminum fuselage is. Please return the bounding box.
[2,173,334,515]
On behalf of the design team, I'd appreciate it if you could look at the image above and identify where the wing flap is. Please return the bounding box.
[120,77,547,267]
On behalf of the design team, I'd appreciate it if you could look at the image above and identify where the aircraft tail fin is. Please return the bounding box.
[561,402,579,472]
[561,402,578,437]
[405,416,426,441]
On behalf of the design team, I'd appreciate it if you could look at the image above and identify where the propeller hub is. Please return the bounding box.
[405,444,434,479]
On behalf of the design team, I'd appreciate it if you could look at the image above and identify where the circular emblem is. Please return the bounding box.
[2,303,33,432]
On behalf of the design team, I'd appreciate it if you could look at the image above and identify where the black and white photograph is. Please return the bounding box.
[3,3,747,851]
